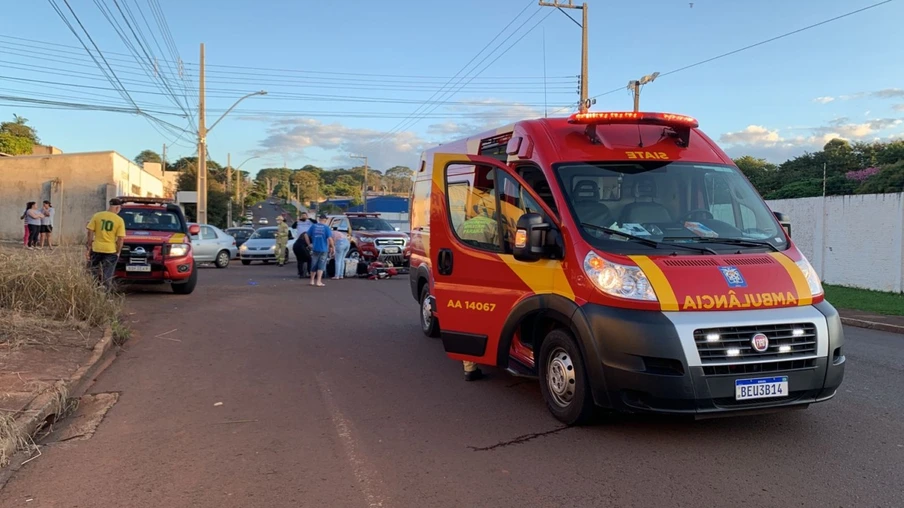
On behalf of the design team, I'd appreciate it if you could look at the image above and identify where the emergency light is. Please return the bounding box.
[567,112,699,147]
[567,111,699,128]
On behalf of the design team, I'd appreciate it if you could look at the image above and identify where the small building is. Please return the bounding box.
[0,151,167,244]
[347,196,410,231]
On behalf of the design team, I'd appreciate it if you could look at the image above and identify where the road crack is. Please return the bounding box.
[467,426,569,451]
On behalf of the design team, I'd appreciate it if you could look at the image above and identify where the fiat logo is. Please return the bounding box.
[751,333,769,352]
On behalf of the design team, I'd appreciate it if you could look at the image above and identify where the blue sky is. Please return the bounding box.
[1,0,902,175]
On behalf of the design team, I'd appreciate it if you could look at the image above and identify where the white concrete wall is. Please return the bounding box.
[766,193,904,292]
[114,156,163,198]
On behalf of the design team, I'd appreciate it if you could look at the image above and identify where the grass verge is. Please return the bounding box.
[824,284,904,316]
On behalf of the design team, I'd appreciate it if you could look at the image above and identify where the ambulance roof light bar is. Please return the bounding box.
[567,111,699,147]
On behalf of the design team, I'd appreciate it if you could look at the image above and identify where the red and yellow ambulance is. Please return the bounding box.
[409,111,845,424]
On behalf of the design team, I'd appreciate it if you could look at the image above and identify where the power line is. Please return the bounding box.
[550,0,896,116]
[374,0,540,145]
[0,34,576,82]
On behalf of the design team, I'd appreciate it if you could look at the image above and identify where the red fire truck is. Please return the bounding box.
[408,112,845,424]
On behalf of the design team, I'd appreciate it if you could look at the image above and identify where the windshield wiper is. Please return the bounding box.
[581,223,717,255]
[665,237,780,252]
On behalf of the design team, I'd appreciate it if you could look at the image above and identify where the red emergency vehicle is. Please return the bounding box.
[409,112,845,424]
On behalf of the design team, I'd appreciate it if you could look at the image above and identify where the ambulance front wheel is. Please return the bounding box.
[420,285,440,338]
[539,329,594,426]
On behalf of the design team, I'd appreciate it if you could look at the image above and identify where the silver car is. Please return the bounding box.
[239,227,297,265]
[189,223,238,268]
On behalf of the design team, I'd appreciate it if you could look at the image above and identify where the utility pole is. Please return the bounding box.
[351,154,369,212]
[226,153,233,227]
[539,1,589,112]
[162,143,167,174]
[197,43,207,224]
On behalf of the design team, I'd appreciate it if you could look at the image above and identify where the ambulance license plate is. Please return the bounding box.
[735,376,788,401]
[126,265,151,272]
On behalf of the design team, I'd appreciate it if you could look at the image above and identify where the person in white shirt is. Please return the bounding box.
[40,200,55,250]
[24,202,44,250]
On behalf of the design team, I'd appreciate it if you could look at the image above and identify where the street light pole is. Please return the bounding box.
[351,154,368,212]
[627,72,660,112]
[195,42,266,224]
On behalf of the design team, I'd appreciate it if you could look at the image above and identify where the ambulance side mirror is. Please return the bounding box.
[513,213,550,262]
[772,211,791,238]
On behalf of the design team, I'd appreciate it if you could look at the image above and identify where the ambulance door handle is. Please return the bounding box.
[438,248,453,276]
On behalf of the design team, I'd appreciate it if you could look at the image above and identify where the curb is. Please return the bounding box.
[840,317,904,335]
[0,326,115,484]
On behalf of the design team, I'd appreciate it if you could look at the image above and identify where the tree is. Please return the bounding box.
[856,160,904,194]
[384,165,414,194]
[0,114,37,155]
[291,170,321,204]
[134,149,162,166]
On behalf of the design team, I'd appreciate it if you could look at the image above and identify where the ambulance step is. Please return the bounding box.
[506,359,537,379]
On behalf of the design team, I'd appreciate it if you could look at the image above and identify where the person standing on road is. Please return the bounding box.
[40,200,54,250]
[293,212,313,278]
[275,215,289,267]
[86,198,126,290]
[331,226,350,280]
[24,201,44,250]
[306,213,333,287]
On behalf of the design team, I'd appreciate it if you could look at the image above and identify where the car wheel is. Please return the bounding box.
[172,265,198,295]
[538,329,595,426]
[419,285,440,338]
[241,260,251,266]
[348,248,360,260]
[215,250,230,269]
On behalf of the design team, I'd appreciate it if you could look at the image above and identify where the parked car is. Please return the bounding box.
[225,227,255,249]
[328,212,410,266]
[238,227,297,265]
[116,197,198,294]
[188,223,238,268]
[258,217,269,225]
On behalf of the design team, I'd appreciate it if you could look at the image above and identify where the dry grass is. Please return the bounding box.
[0,310,91,349]
[0,248,122,327]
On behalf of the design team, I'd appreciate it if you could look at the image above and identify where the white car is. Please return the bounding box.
[189,223,238,268]
[258,217,269,225]
[239,227,297,265]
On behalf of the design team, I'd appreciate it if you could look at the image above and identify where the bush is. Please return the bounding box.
[0,248,122,327]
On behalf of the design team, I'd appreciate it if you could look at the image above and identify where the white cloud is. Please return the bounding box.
[872,88,904,99]
[719,125,782,146]
[719,118,904,162]
[813,96,835,104]
[893,104,904,112]
[253,118,430,170]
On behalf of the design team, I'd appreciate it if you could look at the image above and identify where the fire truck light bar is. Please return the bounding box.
[567,111,699,128]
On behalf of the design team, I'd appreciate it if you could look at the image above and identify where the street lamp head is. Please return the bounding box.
[639,72,660,85]
[257,90,268,96]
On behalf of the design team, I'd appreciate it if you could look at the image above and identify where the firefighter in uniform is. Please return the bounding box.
[275,215,289,267]
[453,205,499,381]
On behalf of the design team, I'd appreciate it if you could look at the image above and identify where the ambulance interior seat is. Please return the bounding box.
[618,178,672,224]
[572,179,611,227]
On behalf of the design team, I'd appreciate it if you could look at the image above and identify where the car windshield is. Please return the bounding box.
[554,161,787,254]
[227,229,252,240]
[249,228,277,240]
[119,208,183,232]
[349,217,394,231]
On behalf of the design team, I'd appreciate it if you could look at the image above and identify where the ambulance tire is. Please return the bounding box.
[538,329,594,426]
[420,285,440,338]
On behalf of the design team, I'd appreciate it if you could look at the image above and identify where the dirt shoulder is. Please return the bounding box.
[0,311,111,467]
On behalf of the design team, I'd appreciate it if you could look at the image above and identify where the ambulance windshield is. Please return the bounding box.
[554,161,787,254]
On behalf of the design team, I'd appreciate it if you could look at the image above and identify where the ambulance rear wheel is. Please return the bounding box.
[539,329,594,426]
[420,285,440,338]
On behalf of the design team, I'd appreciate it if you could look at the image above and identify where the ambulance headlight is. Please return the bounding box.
[795,256,823,297]
[583,251,657,302]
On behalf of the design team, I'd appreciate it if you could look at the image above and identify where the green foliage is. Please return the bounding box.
[134,149,162,166]
[0,115,37,154]
[735,137,904,199]
[0,132,32,155]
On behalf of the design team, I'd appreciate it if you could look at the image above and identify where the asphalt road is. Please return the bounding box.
[242,200,286,229]
[2,265,902,508]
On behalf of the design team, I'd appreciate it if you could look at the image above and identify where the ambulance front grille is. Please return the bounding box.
[693,323,817,364]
